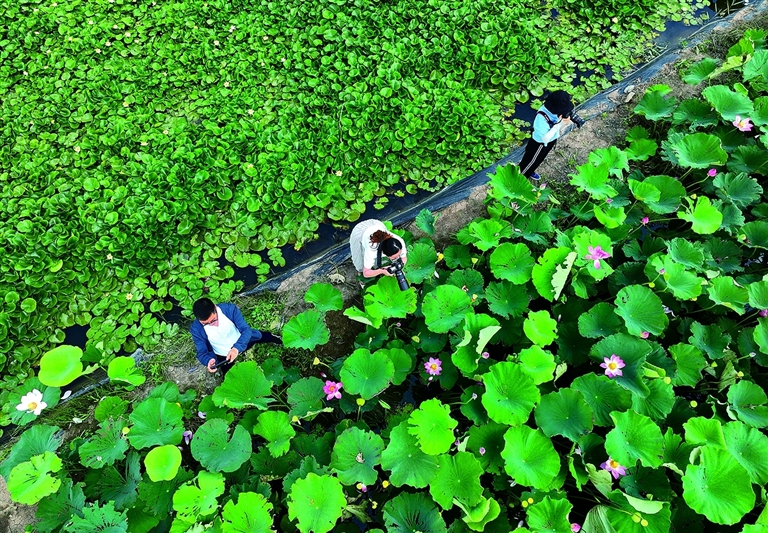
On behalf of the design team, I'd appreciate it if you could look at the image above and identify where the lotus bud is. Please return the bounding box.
[437,252,444,262]
[648,282,655,288]
[356,398,365,406]
[412,336,420,343]
[471,257,478,264]
[690,400,698,408]
[291,415,299,423]
[122,426,131,435]
[313,357,321,365]
[663,377,671,384]
[382,480,390,488]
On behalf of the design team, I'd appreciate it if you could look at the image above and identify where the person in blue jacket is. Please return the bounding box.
[518,90,574,180]
[190,298,281,375]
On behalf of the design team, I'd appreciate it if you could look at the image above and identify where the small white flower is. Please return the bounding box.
[105,41,112,46]
[68,37,73,42]
[72,417,83,424]
[140,141,148,146]
[122,101,129,108]
[34,31,40,35]
[23,71,28,75]
[334,170,342,176]
[74,146,81,153]
[88,19,94,24]
[247,109,254,115]
[107,253,113,260]
[134,39,139,44]
[95,48,102,53]
[16,389,47,416]
[46,49,51,54]
[260,61,264,66]
[125,32,131,37]
[229,25,236,32]
[246,163,253,169]
[62,390,72,400]
[34,8,39,12]
[163,129,169,135]
[108,0,114,3]
[263,35,268,40]
[113,24,118,29]
[280,57,286,62]
[224,81,230,87]
[51,2,57,6]
[213,40,219,46]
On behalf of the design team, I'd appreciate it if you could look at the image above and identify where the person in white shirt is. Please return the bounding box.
[349,219,408,281]
[518,90,574,181]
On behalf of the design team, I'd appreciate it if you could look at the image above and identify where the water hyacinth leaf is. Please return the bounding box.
[682,445,755,525]
[605,410,664,468]
[383,492,447,533]
[287,377,324,418]
[669,343,708,387]
[283,310,330,350]
[38,345,83,387]
[727,380,768,428]
[144,445,182,482]
[634,84,677,120]
[415,209,437,236]
[614,286,668,338]
[501,425,560,489]
[7,451,62,505]
[702,85,754,121]
[523,310,557,347]
[398,244,436,286]
[535,388,594,442]
[672,134,728,169]
[742,221,768,249]
[9,378,61,426]
[572,374,632,426]
[465,219,513,251]
[518,346,556,385]
[254,411,296,458]
[108,356,146,388]
[78,419,129,469]
[489,242,534,284]
[526,496,572,533]
[221,492,273,533]
[212,361,274,409]
[570,161,617,199]
[722,421,768,485]
[287,473,346,533]
[36,478,85,533]
[707,276,748,314]
[421,285,472,333]
[407,399,457,456]
[330,427,384,486]
[340,348,395,400]
[173,470,225,518]
[0,424,61,479]
[643,175,687,214]
[578,302,623,338]
[429,451,484,510]
[482,361,540,425]
[381,421,439,488]
[683,57,719,84]
[489,163,538,204]
[128,397,184,449]
[304,283,344,312]
[191,419,251,473]
[713,173,763,209]
[467,422,507,475]
[684,417,725,448]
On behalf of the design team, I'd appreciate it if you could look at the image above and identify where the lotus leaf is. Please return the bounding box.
[535,388,594,442]
[702,85,754,121]
[304,283,344,313]
[381,421,439,488]
[489,242,534,284]
[526,496,573,533]
[501,425,560,489]
[7,452,62,505]
[364,276,418,319]
[253,411,296,458]
[330,427,384,486]
[407,399,458,456]
[191,419,252,472]
[38,345,83,387]
[212,361,274,409]
[283,310,331,350]
[605,410,664,468]
[173,470,225,519]
[634,84,677,120]
[614,286,668,339]
[429,452,484,510]
[421,285,472,333]
[108,356,146,388]
[287,473,346,533]
[221,492,274,533]
[383,492,447,533]
[340,348,395,400]
[727,380,768,428]
[144,445,182,483]
[128,397,184,450]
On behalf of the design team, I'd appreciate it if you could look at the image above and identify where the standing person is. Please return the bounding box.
[190,298,282,375]
[518,90,574,180]
[349,219,408,281]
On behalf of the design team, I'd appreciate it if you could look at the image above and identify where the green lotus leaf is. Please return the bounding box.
[340,348,395,400]
[707,276,748,314]
[672,133,728,169]
[283,456,330,494]
[634,84,677,120]
[383,492,447,533]
[518,346,556,385]
[381,421,439,488]
[128,397,184,449]
[221,492,274,533]
[570,161,617,200]
[748,281,768,310]
[94,396,130,422]
[722,421,768,485]
[605,410,664,468]
[666,238,704,269]
[191,418,251,472]
[614,286,668,338]
[527,496,573,533]
[690,320,731,359]
[68,501,128,533]
[404,242,438,284]
[330,427,384,486]
[482,361,540,425]
[38,345,83,387]
[8,377,61,426]
[446,269,485,299]
[594,205,627,229]
[727,380,768,428]
[173,470,225,519]
[429,451,484,510]
[212,361,274,409]
[82,449,141,511]
[145,445,182,482]
[414,209,437,236]
[78,419,129,469]
[673,98,720,128]
[625,138,658,161]
[489,242,534,284]
[7,452,62,505]
[632,379,675,423]
[283,310,330,350]
[262,357,287,387]
[376,347,414,386]
[407,398,457,455]
[501,425,560,489]
[304,283,344,312]
[669,343,707,387]
[642,175,687,214]
[0,425,61,479]
[421,285,472,333]
[590,333,651,398]
[606,492,671,533]
[467,422,507,475]
[535,388,594,442]
[578,302,623,338]
[684,417,726,448]
[659,256,703,300]
[287,377,325,419]
[108,356,146,388]
[742,220,768,249]
[488,163,538,205]
[713,172,763,209]
[365,276,418,319]
[682,445,755,525]
[702,84,754,121]
[287,473,346,533]
[452,313,501,376]
[744,49,768,80]
[485,280,529,318]
[523,310,557,347]
[682,57,718,84]
[663,428,694,475]
[532,247,573,301]
[571,374,632,427]
[36,478,85,533]
[443,244,474,269]
[464,219,513,252]
[253,410,296,458]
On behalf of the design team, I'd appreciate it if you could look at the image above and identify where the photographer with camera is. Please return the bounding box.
[519,90,584,181]
[350,219,409,290]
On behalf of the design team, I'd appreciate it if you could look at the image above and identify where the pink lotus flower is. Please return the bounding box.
[479,447,486,456]
[600,457,627,479]
[323,381,343,400]
[600,354,625,378]
[641,216,649,225]
[707,168,717,177]
[733,115,753,132]
[197,411,207,419]
[481,352,490,359]
[641,331,650,339]
[761,309,768,317]
[571,525,581,533]
[424,357,442,376]
[585,245,611,269]
[605,198,613,204]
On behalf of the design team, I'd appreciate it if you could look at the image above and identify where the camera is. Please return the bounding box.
[567,111,585,128]
[386,257,410,291]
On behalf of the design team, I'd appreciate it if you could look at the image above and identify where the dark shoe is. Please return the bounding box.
[530,172,541,181]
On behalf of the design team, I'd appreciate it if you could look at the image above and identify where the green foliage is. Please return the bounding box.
[37,346,83,387]
[287,474,346,533]
[144,445,182,482]
[191,419,252,472]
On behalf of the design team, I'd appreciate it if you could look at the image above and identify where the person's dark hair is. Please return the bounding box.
[544,90,574,117]
[369,229,392,245]
[193,298,216,321]
[381,237,402,257]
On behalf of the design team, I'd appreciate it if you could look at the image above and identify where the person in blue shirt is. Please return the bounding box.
[190,298,281,375]
[518,90,574,180]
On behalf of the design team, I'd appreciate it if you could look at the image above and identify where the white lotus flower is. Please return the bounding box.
[16,389,47,416]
